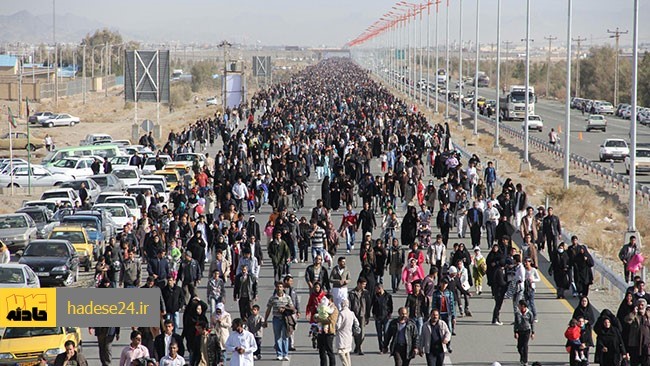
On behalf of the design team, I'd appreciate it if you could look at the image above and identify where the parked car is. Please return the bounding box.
[60,216,104,260]
[593,100,615,115]
[95,191,126,204]
[47,156,96,178]
[0,326,82,365]
[153,169,181,190]
[0,132,44,151]
[121,145,153,156]
[0,164,73,188]
[71,210,117,244]
[40,113,80,127]
[598,138,630,162]
[521,115,544,132]
[0,213,38,252]
[142,155,172,174]
[625,148,650,175]
[616,103,631,117]
[139,179,169,202]
[174,153,206,168]
[92,203,132,229]
[79,133,112,146]
[58,178,102,203]
[16,206,54,238]
[28,111,55,124]
[586,114,607,132]
[105,195,140,224]
[48,226,93,271]
[206,97,218,106]
[22,200,58,214]
[40,188,81,206]
[0,158,27,172]
[89,173,126,192]
[18,239,79,286]
[0,263,40,288]
[112,166,142,187]
[109,155,132,170]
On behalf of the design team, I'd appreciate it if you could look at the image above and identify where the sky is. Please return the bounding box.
[2,0,648,48]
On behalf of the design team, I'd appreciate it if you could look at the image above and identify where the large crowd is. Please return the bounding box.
[19,57,649,366]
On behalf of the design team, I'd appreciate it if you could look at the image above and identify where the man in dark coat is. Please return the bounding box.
[187,231,207,273]
[466,201,483,248]
[153,319,185,361]
[436,203,453,248]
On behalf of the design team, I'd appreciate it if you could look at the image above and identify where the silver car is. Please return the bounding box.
[0,213,38,252]
[40,113,80,128]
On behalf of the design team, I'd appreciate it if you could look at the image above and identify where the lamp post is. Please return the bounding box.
[434,0,441,114]
[457,0,463,127]
[563,0,572,189]
[522,0,532,170]
[473,0,480,135]
[445,0,450,121]
[494,0,502,149]
[627,0,640,260]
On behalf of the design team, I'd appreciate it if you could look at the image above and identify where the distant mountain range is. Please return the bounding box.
[0,10,132,44]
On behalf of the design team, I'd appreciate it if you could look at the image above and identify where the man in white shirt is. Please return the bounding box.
[159,341,185,366]
[232,178,249,212]
[512,254,526,314]
[225,318,258,366]
[483,201,500,249]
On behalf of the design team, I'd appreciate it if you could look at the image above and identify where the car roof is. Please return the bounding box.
[52,225,87,232]
[0,213,30,219]
[113,166,140,171]
[16,206,49,213]
[0,263,33,269]
[29,239,72,246]
[43,188,74,193]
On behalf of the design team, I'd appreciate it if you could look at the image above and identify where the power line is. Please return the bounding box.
[607,27,628,106]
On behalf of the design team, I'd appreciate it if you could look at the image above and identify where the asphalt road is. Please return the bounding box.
[474,86,650,185]
[69,138,584,366]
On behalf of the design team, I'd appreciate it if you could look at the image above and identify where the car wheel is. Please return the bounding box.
[599,154,604,162]
[64,271,75,287]
[47,122,54,128]
[70,121,76,126]
[586,128,590,132]
[25,143,36,151]
[603,128,607,132]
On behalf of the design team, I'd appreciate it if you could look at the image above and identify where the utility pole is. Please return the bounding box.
[607,27,628,106]
[489,42,495,79]
[573,36,587,98]
[53,0,57,107]
[544,35,557,98]
[503,41,513,89]
[82,44,86,104]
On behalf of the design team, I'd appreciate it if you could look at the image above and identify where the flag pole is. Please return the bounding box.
[8,107,14,196]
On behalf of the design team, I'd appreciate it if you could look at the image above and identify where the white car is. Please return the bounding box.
[521,115,544,132]
[139,179,169,203]
[122,145,154,156]
[586,114,607,132]
[625,148,650,175]
[174,153,206,168]
[0,263,40,288]
[22,200,58,214]
[142,155,172,175]
[0,165,74,188]
[92,203,132,229]
[41,113,80,127]
[58,178,102,203]
[40,188,81,206]
[593,100,615,115]
[206,97,218,106]
[105,196,140,224]
[598,139,630,162]
[80,133,112,146]
[47,157,96,178]
[112,166,142,187]
[109,155,133,170]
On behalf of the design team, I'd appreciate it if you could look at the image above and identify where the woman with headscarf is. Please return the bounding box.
[336,298,358,366]
[472,247,487,296]
[358,264,377,295]
[401,258,425,295]
[616,292,635,326]
[182,297,209,356]
[401,206,418,247]
[572,245,594,297]
[572,296,596,327]
[211,302,232,361]
[306,282,327,324]
[330,177,342,211]
[551,242,571,299]
[594,317,627,366]
[322,176,332,210]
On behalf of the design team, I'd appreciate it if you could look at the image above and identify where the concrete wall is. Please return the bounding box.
[0,82,40,101]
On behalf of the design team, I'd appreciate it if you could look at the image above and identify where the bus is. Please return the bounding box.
[41,145,122,166]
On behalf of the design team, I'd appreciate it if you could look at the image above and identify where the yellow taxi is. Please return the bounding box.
[163,161,195,186]
[154,169,181,190]
[0,326,81,365]
[48,226,93,272]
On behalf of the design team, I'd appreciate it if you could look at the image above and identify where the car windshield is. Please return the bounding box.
[22,211,46,223]
[510,91,534,103]
[106,198,136,209]
[0,216,27,229]
[141,182,164,192]
[114,170,137,179]
[605,140,627,148]
[90,176,107,187]
[0,268,25,283]
[145,157,158,165]
[591,115,605,120]
[159,173,178,183]
[41,192,69,201]
[62,220,97,231]
[111,156,129,164]
[3,327,63,339]
[101,206,126,217]
[528,116,541,121]
[638,150,650,158]
[24,242,69,257]
[60,181,86,190]
[51,230,86,242]
[25,202,56,212]
[175,154,195,161]
[53,159,77,168]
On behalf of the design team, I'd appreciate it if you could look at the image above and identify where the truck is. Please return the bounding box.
[499,85,536,121]
[436,69,447,85]
[475,72,490,87]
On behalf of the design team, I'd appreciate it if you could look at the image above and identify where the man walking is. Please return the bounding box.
[178,251,201,305]
[419,309,451,366]
[383,307,419,366]
[513,300,535,366]
[263,281,294,361]
[436,203,452,248]
[234,265,258,321]
[349,278,371,355]
[268,231,291,282]
[483,201,500,249]
[467,201,483,248]
[90,327,120,366]
[618,236,640,283]
[371,283,393,353]
[330,257,351,309]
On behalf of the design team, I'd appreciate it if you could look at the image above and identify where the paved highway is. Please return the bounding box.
[68,134,584,366]
[475,86,650,184]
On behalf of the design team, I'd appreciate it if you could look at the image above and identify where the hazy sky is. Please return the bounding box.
[2,0,648,48]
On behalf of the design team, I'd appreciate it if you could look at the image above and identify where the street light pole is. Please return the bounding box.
[473,0,480,135]
[494,0,502,149]
[457,0,463,127]
[434,0,440,114]
[628,0,639,239]
[563,0,572,189]
[426,2,431,109]
[445,0,450,121]
[522,0,531,169]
